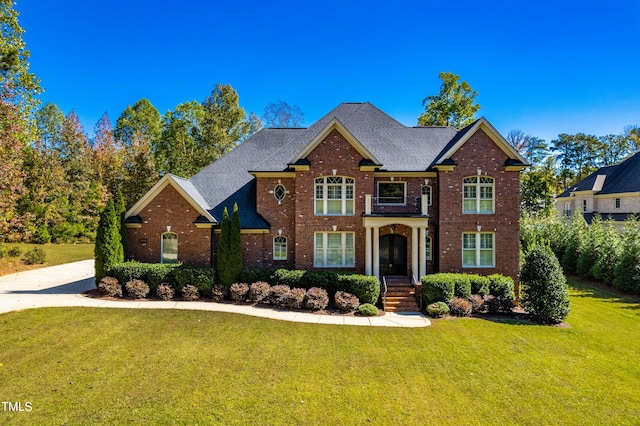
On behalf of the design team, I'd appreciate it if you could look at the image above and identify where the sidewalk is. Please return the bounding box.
[0,260,430,327]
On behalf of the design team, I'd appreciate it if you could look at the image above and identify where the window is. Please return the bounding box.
[425,236,432,261]
[463,176,494,213]
[462,233,494,267]
[615,198,621,209]
[582,199,587,212]
[315,177,354,215]
[161,232,178,264]
[314,232,355,267]
[377,181,406,205]
[273,184,286,204]
[564,202,571,214]
[421,185,432,205]
[273,236,287,260]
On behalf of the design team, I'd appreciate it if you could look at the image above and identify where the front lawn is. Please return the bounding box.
[0,243,94,276]
[0,278,638,424]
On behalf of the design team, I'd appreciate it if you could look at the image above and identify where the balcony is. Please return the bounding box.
[365,194,429,216]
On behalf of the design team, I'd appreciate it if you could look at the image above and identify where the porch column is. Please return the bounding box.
[373,226,380,278]
[365,226,372,275]
[411,226,418,280]
[419,227,427,278]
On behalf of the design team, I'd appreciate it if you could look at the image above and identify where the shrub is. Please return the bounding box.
[0,243,5,258]
[172,266,214,296]
[211,284,228,302]
[125,279,150,299]
[98,277,122,298]
[485,295,514,314]
[487,274,516,300]
[358,303,378,316]
[305,287,329,311]
[612,220,640,294]
[181,284,200,301]
[521,243,570,324]
[469,275,490,296]
[271,268,306,287]
[334,291,360,312]
[286,288,306,309]
[156,283,175,301]
[248,281,271,303]
[239,267,275,284]
[35,226,51,244]
[426,301,449,318]
[269,284,291,306]
[94,198,124,282]
[453,275,472,299]
[448,297,472,317]
[23,247,46,265]
[469,294,485,313]
[336,274,380,305]
[108,262,180,294]
[7,246,21,257]
[230,282,249,302]
[421,274,455,305]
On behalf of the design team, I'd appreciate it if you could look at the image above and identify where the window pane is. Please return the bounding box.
[463,185,476,199]
[315,233,323,248]
[327,249,342,265]
[425,237,432,260]
[480,234,493,249]
[345,233,353,248]
[479,249,493,266]
[479,200,493,213]
[463,233,475,249]
[162,233,178,264]
[327,233,342,248]
[480,186,492,199]
[463,177,477,184]
[315,199,323,214]
[345,249,355,266]
[378,182,405,204]
[463,250,476,266]
[327,199,342,214]
[345,199,354,214]
[464,199,476,212]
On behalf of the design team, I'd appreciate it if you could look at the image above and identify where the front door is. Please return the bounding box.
[379,234,407,276]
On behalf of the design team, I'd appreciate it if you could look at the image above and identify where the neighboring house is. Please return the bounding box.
[555,150,640,224]
[125,103,527,290]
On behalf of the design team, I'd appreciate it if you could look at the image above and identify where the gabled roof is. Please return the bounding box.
[557,150,640,198]
[128,103,522,229]
[126,174,215,223]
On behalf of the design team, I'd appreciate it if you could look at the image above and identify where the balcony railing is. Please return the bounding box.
[365,194,429,216]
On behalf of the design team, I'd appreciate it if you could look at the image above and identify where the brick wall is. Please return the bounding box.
[437,129,521,287]
[255,177,296,269]
[128,185,211,266]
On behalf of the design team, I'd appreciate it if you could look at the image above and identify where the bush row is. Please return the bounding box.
[239,267,380,305]
[0,245,47,264]
[521,212,640,295]
[425,294,514,318]
[107,262,214,295]
[421,273,515,306]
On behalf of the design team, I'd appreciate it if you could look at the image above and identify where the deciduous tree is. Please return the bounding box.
[418,72,480,128]
[262,101,304,128]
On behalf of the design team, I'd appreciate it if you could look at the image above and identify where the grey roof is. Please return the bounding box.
[187,102,485,228]
[557,150,640,198]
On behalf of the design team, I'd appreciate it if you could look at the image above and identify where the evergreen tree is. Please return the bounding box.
[521,243,570,324]
[612,217,640,294]
[591,218,622,285]
[94,198,123,282]
[115,190,128,260]
[560,211,587,273]
[217,207,231,286]
[229,203,242,283]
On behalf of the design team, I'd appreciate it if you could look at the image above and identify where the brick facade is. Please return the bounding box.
[128,185,211,266]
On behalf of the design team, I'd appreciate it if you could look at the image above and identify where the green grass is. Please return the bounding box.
[0,278,639,425]
[0,243,94,276]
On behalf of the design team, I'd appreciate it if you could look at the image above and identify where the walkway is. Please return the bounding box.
[0,260,430,327]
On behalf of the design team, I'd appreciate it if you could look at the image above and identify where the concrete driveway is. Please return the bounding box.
[0,260,430,327]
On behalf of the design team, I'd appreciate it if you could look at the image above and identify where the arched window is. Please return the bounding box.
[421,185,432,206]
[161,232,178,264]
[273,236,287,260]
[463,176,494,213]
[315,176,354,215]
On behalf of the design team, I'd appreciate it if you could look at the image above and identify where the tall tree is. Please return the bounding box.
[114,98,162,148]
[229,202,242,284]
[115,190,128,259]
[217,207,231,286]
[520,158,557,217]
[122,130,158,208]
[507,130,548,165]
[94,197,123,282]
[93,112,125,196]
[623,125,640,152]
[551,133,603,189]
[600,133,632,165]
[200,84,255,162]
[155,100,204,177]
[262,101,304,128]
[0,100,26,240]
[418,72,480,128]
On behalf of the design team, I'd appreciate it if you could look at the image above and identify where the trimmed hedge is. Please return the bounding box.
[487,274,515,300]
[107,262,213,296]
[421,274,455,305]
[422,273,515,309]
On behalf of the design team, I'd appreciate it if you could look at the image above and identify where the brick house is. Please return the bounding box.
[125,103,527,293]
[555,150,640,225]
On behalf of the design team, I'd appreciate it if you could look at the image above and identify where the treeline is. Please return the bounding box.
[510,128,640,217]
[520,213,640,295]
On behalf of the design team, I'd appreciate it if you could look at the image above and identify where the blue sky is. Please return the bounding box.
[17,0,640,144]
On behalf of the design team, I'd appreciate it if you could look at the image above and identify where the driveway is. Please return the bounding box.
[0,260,430,327]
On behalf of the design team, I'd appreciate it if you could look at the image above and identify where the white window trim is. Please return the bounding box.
[273,184,287,204]
[273,235,287,260]
[314,176,355,216]
[463,176,495,214]
[377,181,406,205]
[425,235,432,261]
[462,232,495,268]
[421,185,432,206]
[314,232,355,268]
[161,232,178,264]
